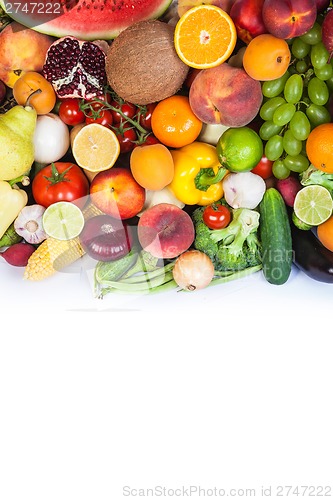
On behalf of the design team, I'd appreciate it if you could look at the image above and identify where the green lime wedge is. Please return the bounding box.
[42,202,85,241]
[294,185,333,226]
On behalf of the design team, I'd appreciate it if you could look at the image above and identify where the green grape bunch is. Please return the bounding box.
[258,20,333,180]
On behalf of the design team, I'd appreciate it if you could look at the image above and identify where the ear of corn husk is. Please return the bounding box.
[24,202,103,281]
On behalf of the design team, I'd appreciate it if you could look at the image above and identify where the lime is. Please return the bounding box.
[293,185,333,226]
[291,211,313,230]
[42,202,85,240]
[216,126,263,172]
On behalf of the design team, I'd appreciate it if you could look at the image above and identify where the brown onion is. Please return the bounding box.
[172,250,215,291]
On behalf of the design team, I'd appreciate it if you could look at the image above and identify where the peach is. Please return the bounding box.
[137,203,195,259]
[189,63,263,127]
[0,22,54,88]
[262,0,317,39]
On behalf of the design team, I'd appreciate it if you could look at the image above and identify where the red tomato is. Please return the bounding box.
[32,162,89,208]
[58,98,85,126]
[138,103,157,130]
[85,108,114,127]
[110,100,137,124]
[116,127,137,153]
[203,204,231,230]
[251,155,274,179]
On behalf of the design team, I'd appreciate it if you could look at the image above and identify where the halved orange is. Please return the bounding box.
[174,5,237,69]
[72,123,120,173]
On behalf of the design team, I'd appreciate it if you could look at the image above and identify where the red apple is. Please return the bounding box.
[262,0,317,39]
[90,168,145,220]
[230,0,268,45]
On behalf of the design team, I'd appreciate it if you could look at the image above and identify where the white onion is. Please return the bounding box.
[172,250,215,291]
[33,113,70,164]
[223,171,266,209]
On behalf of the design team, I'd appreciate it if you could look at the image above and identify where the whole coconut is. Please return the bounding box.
[105,20,189,105]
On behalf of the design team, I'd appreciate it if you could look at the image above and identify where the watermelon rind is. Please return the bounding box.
[0,0,173,40]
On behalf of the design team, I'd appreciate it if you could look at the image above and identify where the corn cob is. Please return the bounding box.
[24,237,85,281]
[24,202,103,281]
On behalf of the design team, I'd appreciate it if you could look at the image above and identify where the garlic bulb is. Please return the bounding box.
[14,204,48,244]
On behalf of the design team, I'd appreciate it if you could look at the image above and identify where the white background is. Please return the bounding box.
[0,260,333,500]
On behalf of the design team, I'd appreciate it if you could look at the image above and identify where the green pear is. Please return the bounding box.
[0,104,37,181]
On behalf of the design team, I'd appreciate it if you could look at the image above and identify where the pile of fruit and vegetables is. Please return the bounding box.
[1,0,333,297]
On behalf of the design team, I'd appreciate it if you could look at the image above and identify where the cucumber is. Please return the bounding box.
[94,249,138,285]
[259,187,292,285]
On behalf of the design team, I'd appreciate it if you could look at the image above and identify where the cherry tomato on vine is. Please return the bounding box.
[139,134,160,146]
[110,100,137,124]
[203,204,231,230]
[138,103,157,130]
[85,108,114,127]
[58,98,85,126]
[251,155,274,179]
[116,127,137,153]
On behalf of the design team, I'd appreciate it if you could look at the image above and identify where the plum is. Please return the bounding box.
[137,203,195,259]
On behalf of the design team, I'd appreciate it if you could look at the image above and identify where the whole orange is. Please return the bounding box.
[130,143,174,190]
[317,216,333,252]
[13,71,56,114]
[242,34,291,81]
[151,95,203,148]
[306,123,333,174]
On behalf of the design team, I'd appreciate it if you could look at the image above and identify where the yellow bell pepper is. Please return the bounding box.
[169,142,227,206]
[0,178,28,239]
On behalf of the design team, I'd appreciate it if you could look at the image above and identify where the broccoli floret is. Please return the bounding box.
[300,165,333,193]
[215,246,249,271]
[192,206,261,273]
[193,215,219,261]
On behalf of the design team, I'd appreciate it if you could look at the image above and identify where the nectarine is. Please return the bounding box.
[189,63,263,127]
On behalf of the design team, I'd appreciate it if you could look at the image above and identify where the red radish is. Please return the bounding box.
[0,243,36,267]
[276,176,302,207]
[322,9,333,62]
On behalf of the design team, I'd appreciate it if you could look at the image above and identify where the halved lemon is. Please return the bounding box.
[174,5,237,69]
[72,123,120,172]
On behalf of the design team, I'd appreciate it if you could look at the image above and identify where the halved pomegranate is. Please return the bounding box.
[42,36,107,99]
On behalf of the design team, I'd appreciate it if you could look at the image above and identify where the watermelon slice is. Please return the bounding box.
[0,0,173,40]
